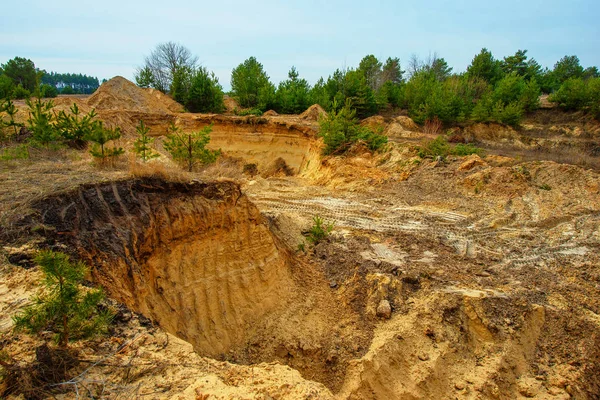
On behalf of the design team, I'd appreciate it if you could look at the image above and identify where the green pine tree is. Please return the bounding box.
[26,98,59,148]
[13,251,113,348]
[133,120,159,161]
[164,123,219,171]
[86,121,124,164]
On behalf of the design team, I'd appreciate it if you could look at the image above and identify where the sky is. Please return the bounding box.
[1,0,598,91]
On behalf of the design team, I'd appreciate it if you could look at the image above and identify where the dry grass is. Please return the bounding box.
[0,152,128,237]
[423,118,442,135]
[0,148,249,242]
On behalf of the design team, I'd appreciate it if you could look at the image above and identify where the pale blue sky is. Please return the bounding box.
[1,0,598,90]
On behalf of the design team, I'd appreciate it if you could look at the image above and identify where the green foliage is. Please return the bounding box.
[167,65,225,113]
[318,99,387,155]
[133,120,159,161]
[234,107,263,116]
[12,84,31,100]
[0,144,30,160]
[306,215,333,245]
[549,78,588,110]
[231,57,276,110]
[13,251,112,347]
[56,103,97,146]
[502,50,529,77]
[163,123,220,171]
[170,65,193,105]
[417,136,483,159]
[358,55,383,90]
[551,55,584,86]
[1,57,37,93]
[39,83,58,98]
[520,79,541,112]
[61,85,75,95]
[0,74,13,98]
[86,121,124,163]
[467,48,503,85]
[135,66,155,88]
[186,67,225,113]
[549,77,600,119]
[275,67,311,114]
[1,98,22,137]
[26,98,59,147]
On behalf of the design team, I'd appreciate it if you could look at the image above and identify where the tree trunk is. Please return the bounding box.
[188,134,193,172]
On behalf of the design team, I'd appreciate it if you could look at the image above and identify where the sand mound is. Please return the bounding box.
[361,115,386,130]
[86,76,184,114]
[263,110,279,117]
[223,95,240,114]
[300,104,327,121]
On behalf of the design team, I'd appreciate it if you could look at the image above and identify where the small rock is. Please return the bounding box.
[475,271,491,277]
[455,381,466,390]
[329,280,338,288]
[418,353,430,361]
[376,300,392,319]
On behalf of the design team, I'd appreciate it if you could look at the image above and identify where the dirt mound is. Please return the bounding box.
[300,104,327,121]
[361,115,386,130]
[223,95,239,114]
[86,76,184,114]
[263,109,279,116]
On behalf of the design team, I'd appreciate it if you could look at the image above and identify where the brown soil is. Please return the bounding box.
[300,104,327,121]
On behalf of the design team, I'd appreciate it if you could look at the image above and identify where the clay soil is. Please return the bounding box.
[1,77,600,399]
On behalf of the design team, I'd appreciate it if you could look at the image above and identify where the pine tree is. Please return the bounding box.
[13,251,112,347]
[86,121,124,164]
[163,123,219,171]
[26,98,59,148]
[2,98,22,136]
[133,120,159,161]
[56,103,97,147]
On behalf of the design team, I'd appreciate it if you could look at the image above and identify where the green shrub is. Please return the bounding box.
[39,84,58,98]
[163,123,220,171]
[453,143,484,156]
[418,136,483,159]
[306,215,333,244]
[86,121,124,164]
[549,77,589,110]
[12,84,31,100]
[318,99,387,155]
[13,251,113,347]
[56,103,97,147]
[234,107,263,116]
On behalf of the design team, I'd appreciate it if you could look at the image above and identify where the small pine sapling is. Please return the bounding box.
[1,98,23,138]
[163,122,219,172]
[306,215,334,244]
[86,121,124,165]
[13,251,113,348]
[133,120,159,162]
[56,103,97,148]
[26,98,59,148]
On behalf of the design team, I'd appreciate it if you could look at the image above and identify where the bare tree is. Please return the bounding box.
[138,42,198,93]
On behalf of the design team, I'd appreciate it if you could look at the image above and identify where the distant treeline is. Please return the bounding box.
[41,72,99,94]
[0,56,100,99]
[136,43,600,125]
